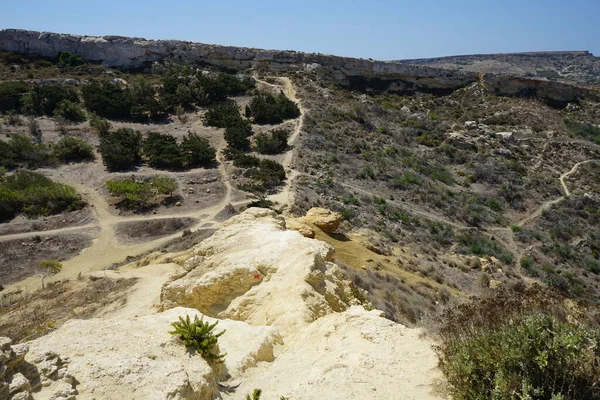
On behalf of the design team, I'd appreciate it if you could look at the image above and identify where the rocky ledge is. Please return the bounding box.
[16,209,443,399]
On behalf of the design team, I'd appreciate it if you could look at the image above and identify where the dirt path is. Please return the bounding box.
[5,145,238,295]
[4,79,307,294]
[254,76,305,210]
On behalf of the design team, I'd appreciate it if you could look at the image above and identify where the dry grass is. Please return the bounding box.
[0,277,137,342]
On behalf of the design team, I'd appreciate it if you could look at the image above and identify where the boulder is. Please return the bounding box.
[285,219,316,238]
[445,132,478,151]
[495,131,516,142]
[298,208,342,233]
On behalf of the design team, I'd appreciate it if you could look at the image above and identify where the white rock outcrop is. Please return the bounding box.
[162,208,348,337]
[22,208,444,399]
[26,307,281,400]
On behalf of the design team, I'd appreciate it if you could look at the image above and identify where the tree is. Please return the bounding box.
[56,51,86,68]
[130,77,166,121]
[82,80,133,119]
[142,132,184,170]
[180,133,216,167]
[106,178,153,210]
[203,100,242,128]
[253,129,290,154]
[53,99,87,122]
[0,81,30,113]
[247,91,300,124]
[22,84,79,116]
[37,260,63,289]
[98,128,142,171]
[151,177,178,198]
[52,137,95,163]
[224,119,253,151]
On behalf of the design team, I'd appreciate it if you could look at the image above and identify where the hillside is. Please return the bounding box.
[0,30,600,400]
[400,51,600,87]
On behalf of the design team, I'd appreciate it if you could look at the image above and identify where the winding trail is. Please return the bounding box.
[4,76,305,294]
[254,76,305,210]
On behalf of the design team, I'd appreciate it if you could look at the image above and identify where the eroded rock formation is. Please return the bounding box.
[17,209,444,399]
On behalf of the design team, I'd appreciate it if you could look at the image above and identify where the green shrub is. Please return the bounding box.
[129,77,167,121]
[341,208,357,220]
[23,84,79,116]
[52,137,95,163]
[203,100,242,128]
[82,80,132,119]
[245,389,262,400]
[250,159,286,189]
[0,81,30,112]
[0,170,84,222]
[106,176,178,210]
[151,177,177,197]
[180,133,216,167]
[89,113,111,135]
[169,315,226,363]
[436,287,600,400]
[0,133,53,170]
[253,129,290,154]
[392,171,420,188]
[143,132,184,170]
[458,231,514,265]
[247,92,300,124]
[106,178,153,210]
[99,128,142,171]
[53,99,87,122]
[342,194,360,205]
[231,153,260,168]
[224,119,253,150]
[56,51,86,68]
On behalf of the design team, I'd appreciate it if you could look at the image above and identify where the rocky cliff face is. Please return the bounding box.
[401,51,600,87]
[1,28,598,105]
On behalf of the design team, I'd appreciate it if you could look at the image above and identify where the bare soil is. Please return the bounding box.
[114,217,198,245]
[0,227,99,286]
[0,276,137,342]
[0,207,95,236]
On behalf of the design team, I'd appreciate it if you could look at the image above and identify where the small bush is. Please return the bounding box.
[0,133,52,169]
[458,231,514,265]
[436,287,600,400]
[82,80,132,119]
[247,92,300,124]
[52,137,95,163]
[203,100,242,128]
[180,133,216,167]
[0,170,84,222]
[224,119,253,150]
[143,132,184,170]
[106,177,178,210]
[253,129,290,154]
[98,128,142,171]
[169,314,226,363]
[0,81,30,112]
[56,51,86,68]
[53,99,87,122]
[23,84,79,116]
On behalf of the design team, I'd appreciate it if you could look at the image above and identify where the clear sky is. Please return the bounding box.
[1,0,598,60]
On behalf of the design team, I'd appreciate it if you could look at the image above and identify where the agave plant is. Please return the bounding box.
[169,314,226,363]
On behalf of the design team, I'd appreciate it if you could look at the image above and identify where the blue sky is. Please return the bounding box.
[2,0,598,60]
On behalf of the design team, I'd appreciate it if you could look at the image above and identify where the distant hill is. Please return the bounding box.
[399,51,600,87]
